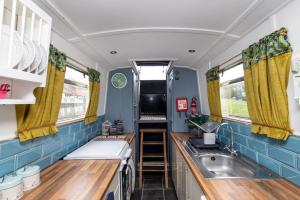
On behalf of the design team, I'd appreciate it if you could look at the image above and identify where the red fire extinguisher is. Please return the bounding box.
[190,97,198,117]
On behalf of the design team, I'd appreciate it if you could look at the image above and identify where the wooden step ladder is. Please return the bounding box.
[139,129,168,188]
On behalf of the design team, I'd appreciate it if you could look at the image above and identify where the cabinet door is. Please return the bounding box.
[186,165,207,200]
[177,153,186,200]
[173,141,207,200]
[176,151,182,200]
[185,163,192,200]
[171,140,177,188]
[104,172,120,200]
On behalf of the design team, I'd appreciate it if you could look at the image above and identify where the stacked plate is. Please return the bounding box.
[0,25,23,69]
[0,24,48,75]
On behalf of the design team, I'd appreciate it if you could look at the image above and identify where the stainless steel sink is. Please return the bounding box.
[182,141,277,179]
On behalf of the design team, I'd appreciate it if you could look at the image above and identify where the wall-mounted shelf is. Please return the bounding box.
[0,68,44,83]
[0,98,35,104]
[0,0,52,105]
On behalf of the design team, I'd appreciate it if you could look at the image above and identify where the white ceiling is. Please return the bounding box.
[34,0,292,69]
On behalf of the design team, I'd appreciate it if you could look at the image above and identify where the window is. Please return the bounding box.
[220,63,249,120]
[139,66,167,80]
[58,66,89,123]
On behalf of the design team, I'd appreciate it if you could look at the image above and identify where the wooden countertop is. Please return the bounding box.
[171,132,300,200]
[22,160,120,200]
[22,133,135,200]
[124,133,135,144]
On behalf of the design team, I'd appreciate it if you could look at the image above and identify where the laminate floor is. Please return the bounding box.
[131,174,178,200]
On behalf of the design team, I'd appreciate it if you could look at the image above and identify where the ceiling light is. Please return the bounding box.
[188,49,196,53]
[110,51,117,54]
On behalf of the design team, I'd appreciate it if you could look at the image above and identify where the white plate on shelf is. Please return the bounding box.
[30,41,42,73]
[38,45,47,75]
[18,37,35,71]
[0,25,24,69]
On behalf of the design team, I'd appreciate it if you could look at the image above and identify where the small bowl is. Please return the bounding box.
[0,91,7,99]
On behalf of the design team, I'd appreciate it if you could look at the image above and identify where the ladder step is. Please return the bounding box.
[139,128,168,188]
[138,163,169,167]
[142,162,165,167]
[143,153,164,158]
[140,129,166,133]
[142,169,165,172]
[143,141,163,145]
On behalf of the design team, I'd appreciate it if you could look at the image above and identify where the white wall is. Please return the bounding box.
[0,31,108,141]
[197,0,300,135]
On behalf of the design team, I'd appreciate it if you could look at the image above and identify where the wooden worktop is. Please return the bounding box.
[124,133,135,144]
[22,160,120,200]
[22,133,135,200]
[171,132,300,200]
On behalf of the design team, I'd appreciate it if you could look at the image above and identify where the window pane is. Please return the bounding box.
[58,66,89,122]
[220,63,244,83]
[220,81,249,119]
[65,67,89,85]
[139,66,167,80]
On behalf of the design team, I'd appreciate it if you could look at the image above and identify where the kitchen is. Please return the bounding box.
[1,0,300,200]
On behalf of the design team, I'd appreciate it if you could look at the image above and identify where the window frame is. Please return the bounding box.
[220,61,251,124]
[57,63,89,126]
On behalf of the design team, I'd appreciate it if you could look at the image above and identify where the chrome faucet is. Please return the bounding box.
[215,122,238,156]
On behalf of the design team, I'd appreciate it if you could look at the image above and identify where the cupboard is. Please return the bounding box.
[171,139,207,200]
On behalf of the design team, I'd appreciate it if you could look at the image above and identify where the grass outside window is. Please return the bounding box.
[220,63,250,122]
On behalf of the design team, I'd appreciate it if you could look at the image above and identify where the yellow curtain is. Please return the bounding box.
[16,45,66,142]
[84,68,100,125]
[206,66,222,122]
[242,28,292,140]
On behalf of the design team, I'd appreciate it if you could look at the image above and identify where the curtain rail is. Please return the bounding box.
[219,53,242,68]
[67,56,90,72]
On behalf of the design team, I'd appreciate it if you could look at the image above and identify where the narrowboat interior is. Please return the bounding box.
[1,0,300,200]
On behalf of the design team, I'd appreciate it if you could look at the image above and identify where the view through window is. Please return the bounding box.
[139,66,167,80]
[220,63,249,119]
[58,66,89,122]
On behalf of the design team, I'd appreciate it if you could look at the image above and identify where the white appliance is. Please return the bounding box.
[64,140,135,200]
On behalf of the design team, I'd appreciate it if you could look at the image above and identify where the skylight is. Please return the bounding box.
[139,66,167,80]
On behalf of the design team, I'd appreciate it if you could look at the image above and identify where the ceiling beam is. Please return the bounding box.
[68,27,240,43]
[41,0,112,69]
[191,0,263,67]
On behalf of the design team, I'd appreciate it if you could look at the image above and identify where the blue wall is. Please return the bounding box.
[171,67,200,132]
[105,68,134,132]
[218,119,300,186]
[0,116,104,177]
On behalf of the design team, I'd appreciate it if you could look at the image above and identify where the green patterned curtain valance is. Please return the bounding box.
[206,66,220,81]
[242,27,292,68]
[49,44,66,72]
[88,68,100,82]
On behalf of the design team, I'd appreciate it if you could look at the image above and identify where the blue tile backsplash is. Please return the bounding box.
[218,119,300,186]
[0,116,104,177]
